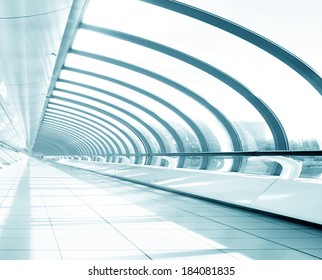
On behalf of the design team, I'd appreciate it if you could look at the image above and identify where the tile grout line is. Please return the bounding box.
[59,174,241,259]
[0,177,19,208]
[38,175,64,260]
[122,182,322,259]
[41,162,322,260]
[55,177,153,260]
[181,208,322,260]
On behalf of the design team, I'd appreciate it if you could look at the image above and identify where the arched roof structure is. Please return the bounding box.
[0,0,321,176]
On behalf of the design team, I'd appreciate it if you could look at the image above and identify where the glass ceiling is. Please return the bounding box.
[32,0,322,175]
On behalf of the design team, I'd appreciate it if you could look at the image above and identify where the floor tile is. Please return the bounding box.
[298,249,322,258]
[186,229,256,239]
[57,237,138,251]
[298,228,322,237]
[244,229,321,238]
[147,249,236,260]
[0,238,59,250]
[0,228,55,239]
[1,158,321,260]
[270,238,322,249]
[131,238,217,250]
[219,221,289,230]
[0,250,61,260]
[61,250,149,260]
[223,249,320,260]
[204,238,287,250]
[166,221,233,230]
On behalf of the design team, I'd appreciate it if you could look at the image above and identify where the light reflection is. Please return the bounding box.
[260,194,293,200]
[0,81,7,101]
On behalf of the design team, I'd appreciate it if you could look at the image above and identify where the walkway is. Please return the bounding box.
[0,158,321,260]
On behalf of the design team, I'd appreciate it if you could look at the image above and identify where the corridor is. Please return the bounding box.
[0,159,321,260]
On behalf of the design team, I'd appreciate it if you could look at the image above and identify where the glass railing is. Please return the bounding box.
[45,150,322,180]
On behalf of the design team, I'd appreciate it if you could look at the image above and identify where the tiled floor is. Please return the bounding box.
[0,158,321,260]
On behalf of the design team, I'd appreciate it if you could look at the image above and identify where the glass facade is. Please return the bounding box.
[0,0,319,178]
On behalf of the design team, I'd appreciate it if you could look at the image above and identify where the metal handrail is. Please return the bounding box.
[67,150,322,157]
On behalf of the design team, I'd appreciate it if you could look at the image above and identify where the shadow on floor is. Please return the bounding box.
[0,160,31,259]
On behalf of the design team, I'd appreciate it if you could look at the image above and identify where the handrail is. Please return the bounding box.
[50,150,322,157]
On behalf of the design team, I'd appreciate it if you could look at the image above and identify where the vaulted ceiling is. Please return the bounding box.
[1,0,321,167]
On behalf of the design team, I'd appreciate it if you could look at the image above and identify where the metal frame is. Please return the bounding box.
[36,127,89,155]
[46,107,131,156]
[100,150,322,157]
[54,89,167,157]
[43,115,111,155]
[62,67,216,169]
[57,79,187,165]
[32,1,322,175]
[141,0,322,96]
[70,50,247,171]
[46,110,119,155]
[47,102,141,161]
[33,138,82,155]
[41,122,99,154]
[49,97,155,164]
[79,25,289,153]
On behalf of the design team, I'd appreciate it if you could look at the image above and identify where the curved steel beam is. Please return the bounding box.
[41,124,94,155]
[43,118,104,155]
[57,79,187,167]
[139,0,322,96]
[44,114,111,155]
[49,96,154,164]
[45,111,117,155]
[37,126,89,155]
[41,121,100,155]
[53,88,167,162]
[46,108,130,162]
[79,25,288,154]
[36,129,85,155]
[70,50,247,171]
[43,118,105,155]
[62,67,215,169]
[48,102,141,162]
[33,137,82,155]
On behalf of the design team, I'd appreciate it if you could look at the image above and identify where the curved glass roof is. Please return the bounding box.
[30,0,322,176]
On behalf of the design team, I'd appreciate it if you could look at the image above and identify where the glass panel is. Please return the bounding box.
[239,157,277,176]
[294,156,322,179]
[71,30,273,151]
[63,55,235,155]
[180,0,322,75]
[56,78,180,153]
[80,0,322,152]
[59,70,219,153]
